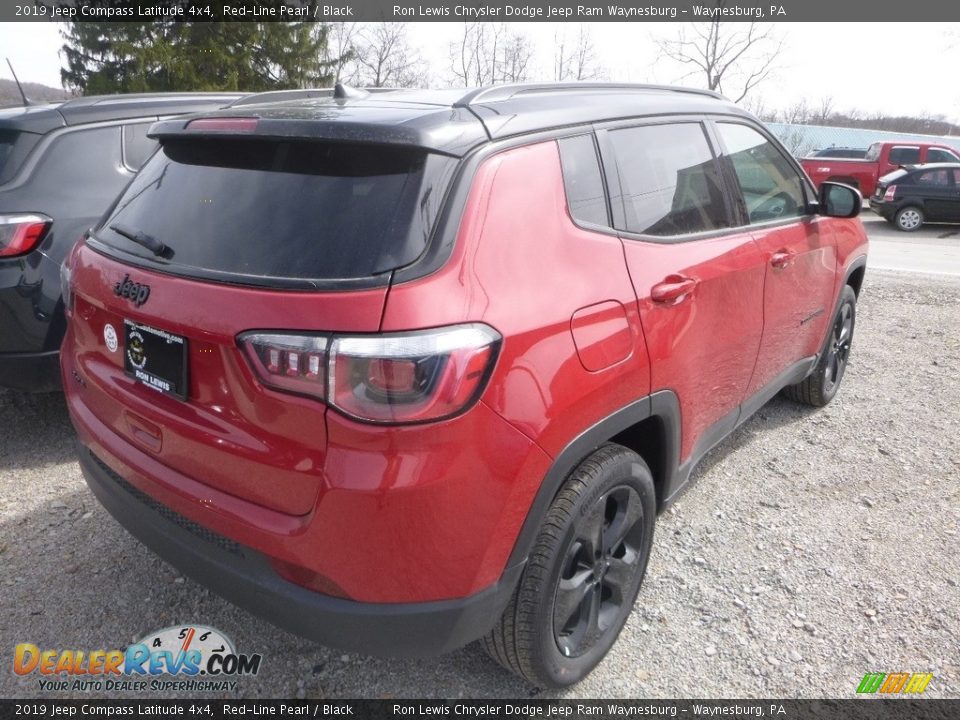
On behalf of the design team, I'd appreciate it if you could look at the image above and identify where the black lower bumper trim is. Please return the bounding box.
[0,349,62,392]
[78,445,522,657]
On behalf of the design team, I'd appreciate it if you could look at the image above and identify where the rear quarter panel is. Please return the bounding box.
[379,140,652,583]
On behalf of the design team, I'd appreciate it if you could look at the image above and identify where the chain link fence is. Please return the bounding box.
[765,122,960,158]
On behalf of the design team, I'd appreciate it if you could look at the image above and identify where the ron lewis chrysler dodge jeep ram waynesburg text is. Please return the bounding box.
[61,83,868,688]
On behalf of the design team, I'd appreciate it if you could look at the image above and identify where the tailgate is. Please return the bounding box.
[68,242,387,516]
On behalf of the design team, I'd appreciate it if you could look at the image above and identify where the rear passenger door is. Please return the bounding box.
[598,119,766,464]
[951,170,960,222]
[712,121,837,403]
[910,168,954,220]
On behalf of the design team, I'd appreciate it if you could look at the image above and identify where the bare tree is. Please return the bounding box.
[655,19,783,103]
[352,23,429,88]
[450,23,498,86]
[554,26,605,81]
[326,23,361,85]
[779,98,811,125]
[810,96,835,125]
[449,23,534,86]
[740,94,776,123]
[498,31,534,83]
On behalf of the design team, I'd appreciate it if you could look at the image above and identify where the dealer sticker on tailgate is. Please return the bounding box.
[123,320,188,399]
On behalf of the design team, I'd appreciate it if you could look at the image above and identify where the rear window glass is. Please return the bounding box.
[94,139,455,284]
[879,169,908,184]
[888,146,920,165]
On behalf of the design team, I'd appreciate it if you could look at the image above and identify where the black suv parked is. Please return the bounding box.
[0,93,241,391]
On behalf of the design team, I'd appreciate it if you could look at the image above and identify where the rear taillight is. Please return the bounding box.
[883,185,897,201]
[0,214,52,258]
[240,333,329,400]
[239,323,501,424]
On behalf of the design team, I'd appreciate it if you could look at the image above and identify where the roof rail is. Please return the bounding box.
[58,92,242,109]
[453,82,725,108]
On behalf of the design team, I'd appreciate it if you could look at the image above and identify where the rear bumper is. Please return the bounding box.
[869,201,896,220]
[78,444,522,657]
[0,349,62,391]
[0,249,65,360]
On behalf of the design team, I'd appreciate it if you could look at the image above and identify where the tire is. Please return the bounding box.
[895,206,924,231]
[783,285,856,407]
[481,444,656,688]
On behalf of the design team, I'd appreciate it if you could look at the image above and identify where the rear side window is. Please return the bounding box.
[0,129,30,183]
[122,123,158,171]
[558,134,608,227]
[0,131,15,177]
[607,123,729,237]
[95,139,456,284]
[914,169,950,186]
[717,123,806,224]
[888,146,920,165]
[926,148,959,163]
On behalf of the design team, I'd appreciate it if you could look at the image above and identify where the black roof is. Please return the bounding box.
[149,83,750,157]
[0,92,243,134]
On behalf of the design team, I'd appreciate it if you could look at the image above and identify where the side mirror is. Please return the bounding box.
[818,182,861,218]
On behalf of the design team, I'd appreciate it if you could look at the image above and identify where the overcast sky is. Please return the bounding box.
[2,22,959,122]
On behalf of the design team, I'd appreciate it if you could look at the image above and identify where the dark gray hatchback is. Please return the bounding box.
[0,92,241,391]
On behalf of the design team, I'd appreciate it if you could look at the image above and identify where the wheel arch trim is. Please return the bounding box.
[505,390,681,569]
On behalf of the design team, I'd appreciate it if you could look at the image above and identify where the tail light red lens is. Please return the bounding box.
[883,185,897,201]
[239,324,501,424]
[0,214,52,258]
[239,333,329,400]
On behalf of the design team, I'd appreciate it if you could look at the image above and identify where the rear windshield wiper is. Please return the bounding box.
[109,223,168,257]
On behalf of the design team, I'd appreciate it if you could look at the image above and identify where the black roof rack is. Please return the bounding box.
[0,92,244,132]
[453,82,725,108]
[57,92,241,109]
[149,82,746,158]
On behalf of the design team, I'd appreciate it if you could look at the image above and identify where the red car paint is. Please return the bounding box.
[60,90,869,661]
[801,141,960,197]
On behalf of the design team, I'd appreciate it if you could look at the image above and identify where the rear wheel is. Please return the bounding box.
[481,444,656,688]
[895,206,924,231]
[783,285,856,407]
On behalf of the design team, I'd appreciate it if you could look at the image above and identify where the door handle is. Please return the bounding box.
[651,275,698,303]
[770,250,794,269]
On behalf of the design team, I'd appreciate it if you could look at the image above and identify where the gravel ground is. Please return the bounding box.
[1,269,958,700]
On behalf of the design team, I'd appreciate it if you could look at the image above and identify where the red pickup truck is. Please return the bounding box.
[801,141,960,197]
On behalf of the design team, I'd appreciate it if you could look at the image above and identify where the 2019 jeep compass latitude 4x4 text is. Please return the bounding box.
[61,83,868,687]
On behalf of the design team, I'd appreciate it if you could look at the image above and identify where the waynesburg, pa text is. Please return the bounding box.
[390,4,784,18]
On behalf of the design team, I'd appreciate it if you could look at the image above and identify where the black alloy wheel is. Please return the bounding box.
[553,486,646,658]
[481,444,656,687]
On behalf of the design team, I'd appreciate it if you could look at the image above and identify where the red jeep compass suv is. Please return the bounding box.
[61,83,868,687]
